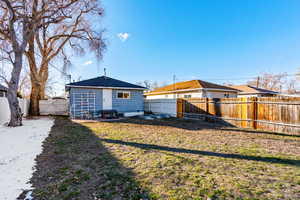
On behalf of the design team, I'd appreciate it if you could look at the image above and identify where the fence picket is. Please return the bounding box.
[177,97,300,134]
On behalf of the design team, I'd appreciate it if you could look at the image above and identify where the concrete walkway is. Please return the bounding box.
[0,118,54,200]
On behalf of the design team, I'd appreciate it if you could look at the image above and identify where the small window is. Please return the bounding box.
[117,91,130,99]
[184,95,192,98]
[224,94,230,98]
[0,91,5,97]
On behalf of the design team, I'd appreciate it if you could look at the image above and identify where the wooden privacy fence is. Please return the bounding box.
[177,97,300,134]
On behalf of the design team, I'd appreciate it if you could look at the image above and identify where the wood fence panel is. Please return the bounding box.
[178,97,300,134]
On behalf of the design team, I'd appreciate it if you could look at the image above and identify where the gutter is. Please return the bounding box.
[238,92,278,95]
[145,88,238,95]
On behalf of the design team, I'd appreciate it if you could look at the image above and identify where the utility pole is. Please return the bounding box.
[104,68,107,77]
[256,76,260,88]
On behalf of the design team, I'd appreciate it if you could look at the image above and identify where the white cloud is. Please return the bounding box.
[117,32,130,42]
[83,60,93,66]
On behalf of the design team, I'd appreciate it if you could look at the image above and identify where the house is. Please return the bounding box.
[144,79,238,99]
[66,76,146,118]
[229,85,278,97]
[0,84,7,97]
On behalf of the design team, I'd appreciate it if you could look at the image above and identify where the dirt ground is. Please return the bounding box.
[29,117,300,200]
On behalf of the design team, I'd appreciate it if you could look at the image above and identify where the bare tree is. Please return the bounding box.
[0,0,42,126]
[247,73,287,92]
[286,79,297,94]
[18,68,31,98]
[0,0,97,125]
[25,0,105,115]
[136,80,168,91]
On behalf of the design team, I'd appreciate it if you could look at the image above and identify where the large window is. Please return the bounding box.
[117,91,130,99]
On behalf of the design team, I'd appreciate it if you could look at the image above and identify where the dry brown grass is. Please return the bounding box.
[30,117,300,200]
[85,118,300,200]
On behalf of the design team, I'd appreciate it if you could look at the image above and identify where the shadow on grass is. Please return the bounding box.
[100,138,300,167]
[217,127,300,138]
[108,117,300,138]
[109,117,228,131]
[29,117,152,200]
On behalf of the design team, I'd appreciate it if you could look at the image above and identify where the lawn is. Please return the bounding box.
[30,117,300,200]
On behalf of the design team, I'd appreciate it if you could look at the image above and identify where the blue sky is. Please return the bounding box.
[69,0,300,86]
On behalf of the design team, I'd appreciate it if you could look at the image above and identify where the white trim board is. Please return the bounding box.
[145,88,238,95]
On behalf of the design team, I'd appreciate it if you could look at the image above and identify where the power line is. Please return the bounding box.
[166,73,299,83]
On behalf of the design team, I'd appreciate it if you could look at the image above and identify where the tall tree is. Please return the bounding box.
[25,0,105,115]
[0,0,41,126]
[0,0,93,125]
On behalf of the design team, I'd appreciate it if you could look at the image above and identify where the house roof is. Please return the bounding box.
[66,76,146,90]
[145,80,238,95]
[0,84,7,91]
[229,85,278,94]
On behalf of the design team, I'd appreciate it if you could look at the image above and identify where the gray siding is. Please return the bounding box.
[69,87,144,117]
[112,90,144,112]
[69,88,103,117]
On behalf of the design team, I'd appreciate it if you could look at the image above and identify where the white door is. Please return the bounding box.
[102,89,112,110]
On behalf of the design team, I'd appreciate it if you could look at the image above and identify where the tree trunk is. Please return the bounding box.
[27,34,42,116]
[39,82,47,99]
[39,65,48,100]
[7,53,23,127]
[29,81,41,116]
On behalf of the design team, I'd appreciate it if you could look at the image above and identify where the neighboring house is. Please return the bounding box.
[0,84,7,97]
[230,85,278,97]
[144,79,238,99]
[66,76,146,118]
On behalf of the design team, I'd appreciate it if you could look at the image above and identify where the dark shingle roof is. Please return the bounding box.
[66,76,146,90]
[0,84,7,91]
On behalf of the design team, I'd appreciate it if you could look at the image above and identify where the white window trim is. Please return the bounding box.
[117,91,131,99]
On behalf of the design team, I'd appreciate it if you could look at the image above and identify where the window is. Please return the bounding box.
[224,93,230,98]
[184,95,192,98]
[117,91,130,99]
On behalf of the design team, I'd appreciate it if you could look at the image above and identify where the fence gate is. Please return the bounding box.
[71,93,96,119]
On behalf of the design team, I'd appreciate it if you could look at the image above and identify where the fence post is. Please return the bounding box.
[205,98,209,121]
[241,97,248,128]
[205,98,209,113]
[251,97,258,129]
[177,98,183,118]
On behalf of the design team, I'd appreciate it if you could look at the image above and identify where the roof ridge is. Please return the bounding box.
[196,79,205,88]
[66,76,146,89]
